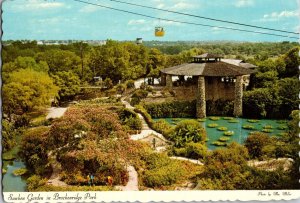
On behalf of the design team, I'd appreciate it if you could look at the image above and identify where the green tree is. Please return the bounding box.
[51,71,81,101]
[244,132,271,159]
[3,69,59,117]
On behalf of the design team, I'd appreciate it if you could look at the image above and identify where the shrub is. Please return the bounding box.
[144,100,196,118]
[169,120,206,147]
[207,123,218,128]
[245,132,272,158]
[153,119,172,135]
[126,80,135,89]
[142,153,187,187]
[27,175,48,191]
[185,142,207,159]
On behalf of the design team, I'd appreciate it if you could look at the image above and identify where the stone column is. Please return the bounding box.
[161,73,166,86]
[233,76,243,117]
[166,75,172,89]
[196,76,206,118]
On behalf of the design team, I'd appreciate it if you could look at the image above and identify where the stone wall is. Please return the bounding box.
[205,77,235,101]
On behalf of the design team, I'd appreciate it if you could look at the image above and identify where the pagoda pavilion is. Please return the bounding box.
[160,53,256,118]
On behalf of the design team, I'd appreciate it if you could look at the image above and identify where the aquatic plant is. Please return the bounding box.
[223,117,234,120]
[219,137,230,142]
[197,118,206,122]
[217,127,228,131]
[247,119,260,123]
[207,123,219,128]
[228,119,239,123]
[212,141,227,146]
[242,125,255,130]
[261,129,273,133]
[277,125,288,130]
[13,168,28,176]
[224,131,234,136]
[263,125,273,129]
[209,117,220,121]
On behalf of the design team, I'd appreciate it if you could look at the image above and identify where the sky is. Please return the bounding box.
[2,0,300,42]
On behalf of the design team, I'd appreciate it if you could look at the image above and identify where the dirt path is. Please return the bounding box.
[46,107,68,119]
[115,165,139,191]
[46,151,68,187]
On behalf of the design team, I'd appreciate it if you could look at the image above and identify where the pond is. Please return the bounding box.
[2,160,27,192]
[153,117,288,150]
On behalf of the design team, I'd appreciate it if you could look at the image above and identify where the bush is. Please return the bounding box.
[142,153,187,187]
[126,80,135,89]
[185,142,207,159]
[144,100,196,118]
[169,120,206,147]
[206,100,234,116]
[152,119,172,135]
[245,132,272,158]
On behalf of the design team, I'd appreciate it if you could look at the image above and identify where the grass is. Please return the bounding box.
[207,123,219,128]
[217,127,228,131]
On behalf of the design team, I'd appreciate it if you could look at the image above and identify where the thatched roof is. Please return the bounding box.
[161,60,256,77]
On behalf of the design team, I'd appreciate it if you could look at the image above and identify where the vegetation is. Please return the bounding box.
[217,127,228,131]
[13,168,28,176]
[207,123,218,128]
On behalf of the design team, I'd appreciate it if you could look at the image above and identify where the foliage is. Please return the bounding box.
[184,142,207,159]
[12,168,28,176]
[3,68,59,117]
[51,71,81,101]
[152,119,172,135]
[169,120,206,147]
[144,100,196,118]
[19,126,51,175]
[2,120,17,152]
[27,175,48,191]
[126,80,135,89]
[206,100,234,116]
[141,153,188,188]
[244,132,271,159]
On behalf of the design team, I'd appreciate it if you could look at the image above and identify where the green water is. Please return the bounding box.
[2,160,27,192]
[153,117,288,150]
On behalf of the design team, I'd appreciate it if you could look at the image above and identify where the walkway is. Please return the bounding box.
[46,107,68,119]
[115,165,139,191]
[46,151,68,187]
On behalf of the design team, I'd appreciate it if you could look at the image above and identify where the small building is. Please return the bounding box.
[160,53,256,118]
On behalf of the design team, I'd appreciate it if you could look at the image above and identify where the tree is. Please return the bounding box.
[51,71,81,101]
[3,69,59,117]
[281,47,300,77]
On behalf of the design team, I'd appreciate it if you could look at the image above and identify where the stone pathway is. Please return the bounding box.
[170,156,204,165]
[46,107,68,119]
[115,165,139,191]
[46,151,68,187]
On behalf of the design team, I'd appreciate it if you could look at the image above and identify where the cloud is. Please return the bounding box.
[13,0,64,11]
[128,19,146,25]
[235,0,254,8]
[79,5,102,13]
[171,2,194,10]
[260,10,298,22]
